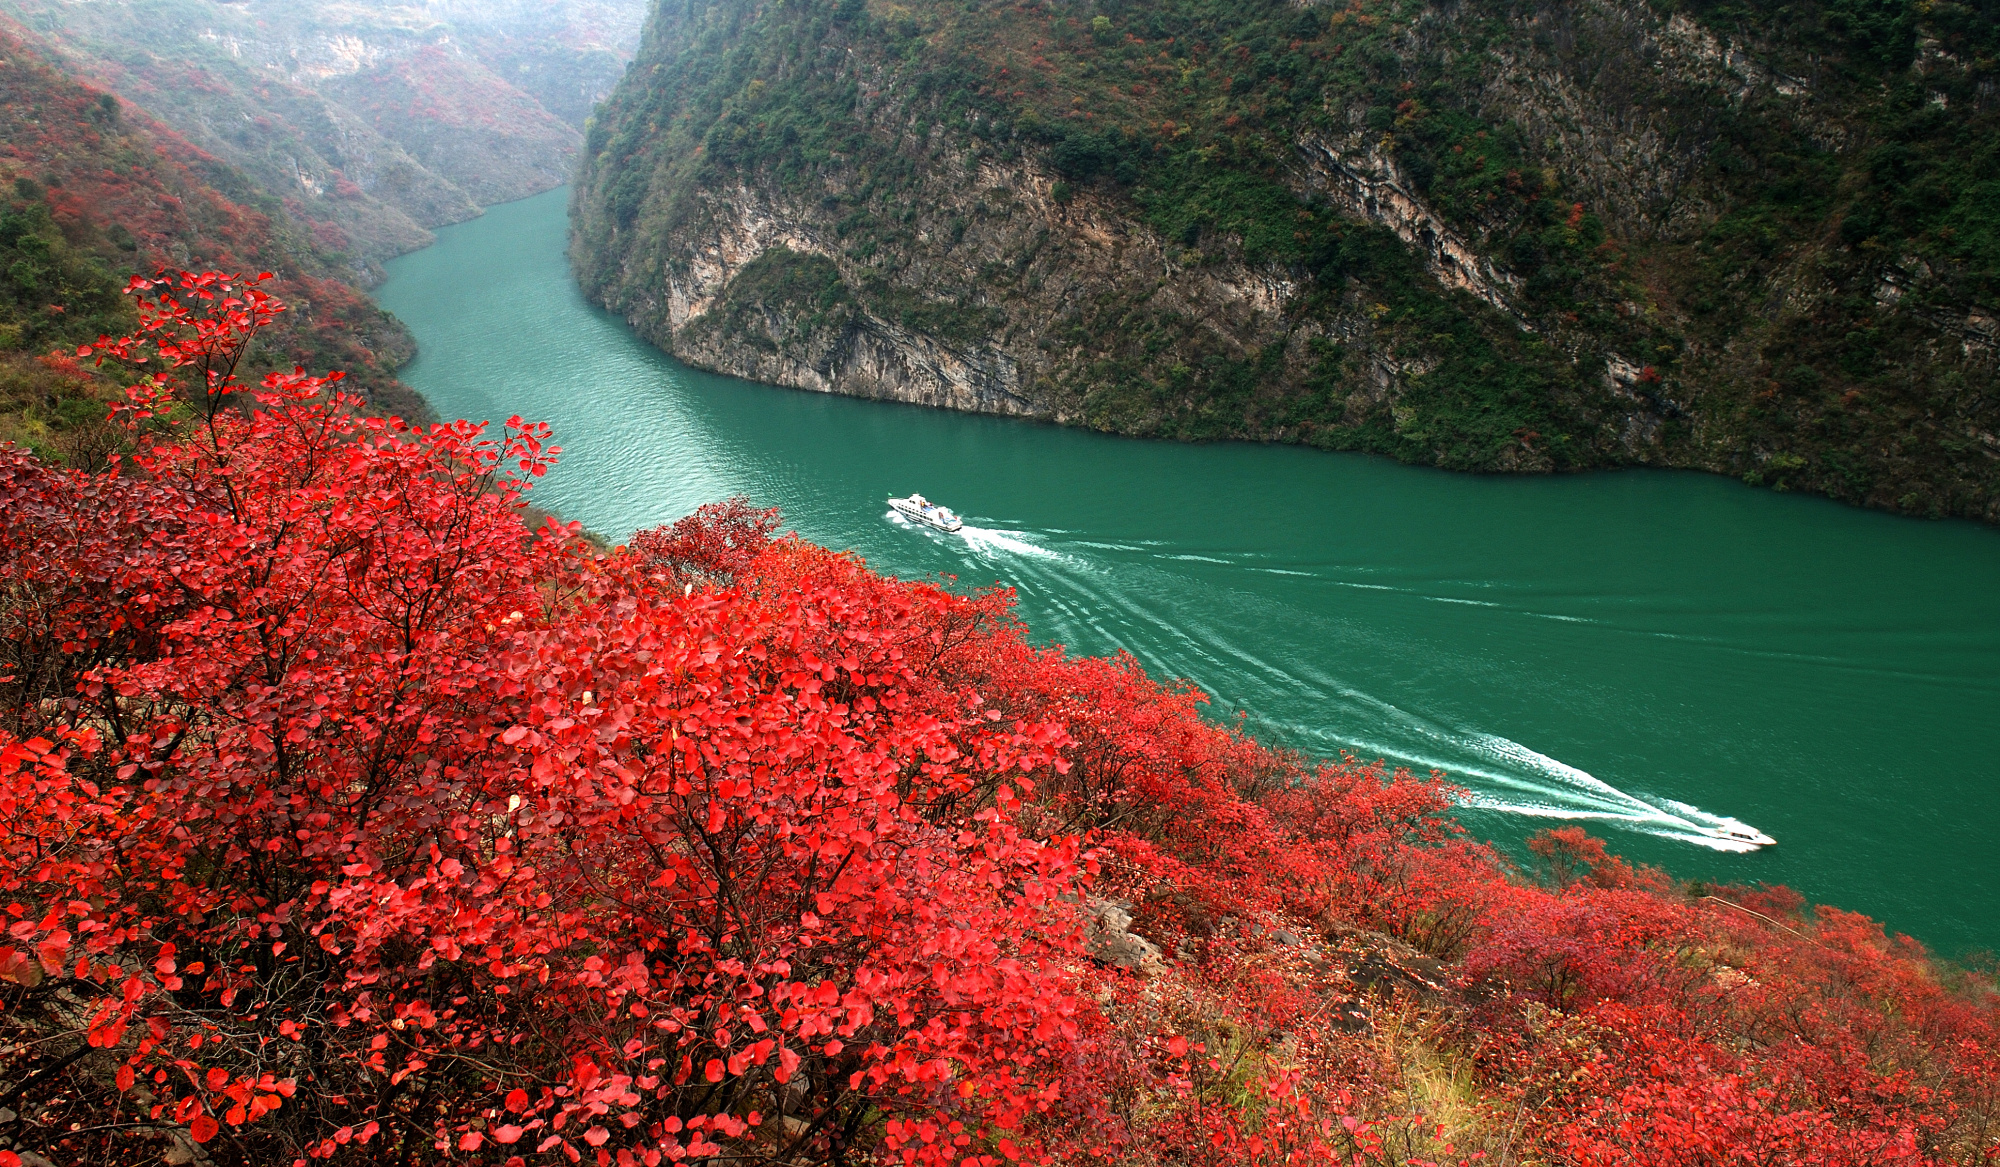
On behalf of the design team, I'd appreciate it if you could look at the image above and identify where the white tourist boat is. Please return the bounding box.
[888,493,964,533]
[1701,822,1777,848]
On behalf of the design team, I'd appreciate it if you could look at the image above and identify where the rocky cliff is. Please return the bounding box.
[573,0,2000,522]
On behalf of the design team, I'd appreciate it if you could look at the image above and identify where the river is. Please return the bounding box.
[378,187,2000,956]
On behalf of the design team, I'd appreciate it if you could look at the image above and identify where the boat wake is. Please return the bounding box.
[1273,695,1774,852]
[1458,736,1773,852]
[882,511,1774,852]
[957,524,1072,562]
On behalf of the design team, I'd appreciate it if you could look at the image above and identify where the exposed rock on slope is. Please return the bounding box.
[318,46,576,209]
[574,0,2000,522]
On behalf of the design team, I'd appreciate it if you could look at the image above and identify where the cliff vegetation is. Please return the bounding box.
[574,0,2000,521]
[0,20,424,463]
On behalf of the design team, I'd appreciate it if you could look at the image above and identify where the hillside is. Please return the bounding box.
[0,19,423,461]
[413,0,657,128]
[573,0,2000,523]
[316,45,579,210]
[1,0,650,272]
[2,279,1997,1165]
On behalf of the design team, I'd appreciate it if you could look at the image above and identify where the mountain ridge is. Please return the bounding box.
[0,15,426,460]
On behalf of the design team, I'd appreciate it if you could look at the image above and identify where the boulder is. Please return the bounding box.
[1082,897,1168,977]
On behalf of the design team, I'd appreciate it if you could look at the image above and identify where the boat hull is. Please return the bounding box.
[888,498,963,533]
[1698,826,1777,848]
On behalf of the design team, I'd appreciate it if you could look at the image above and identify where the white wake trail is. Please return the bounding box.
[1461,736,1770,851]
[885,512,1773,852]
[955,524,1074,563]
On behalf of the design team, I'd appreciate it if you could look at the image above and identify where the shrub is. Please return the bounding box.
[3,273,1996,1166]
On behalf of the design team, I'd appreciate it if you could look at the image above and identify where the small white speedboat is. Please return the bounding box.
[888,493,964,533]
[1702,823,1777,848]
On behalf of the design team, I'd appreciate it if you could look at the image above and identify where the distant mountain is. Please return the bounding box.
[575,0,2000,523]
[388,0,651,128]
[0,18,423,461]
[1,0,650,274]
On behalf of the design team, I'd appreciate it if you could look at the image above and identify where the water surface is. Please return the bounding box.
[380,188,2000,955]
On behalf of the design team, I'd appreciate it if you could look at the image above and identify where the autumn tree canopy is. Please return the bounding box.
[1,275,1995,1166]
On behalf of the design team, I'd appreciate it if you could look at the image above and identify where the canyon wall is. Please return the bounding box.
[574,0,2000,521]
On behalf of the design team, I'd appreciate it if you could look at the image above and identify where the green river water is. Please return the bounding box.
[378,188,2000,956]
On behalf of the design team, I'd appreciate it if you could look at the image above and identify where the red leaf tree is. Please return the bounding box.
[3,272,1997,1167]
[0,275,1093,1165]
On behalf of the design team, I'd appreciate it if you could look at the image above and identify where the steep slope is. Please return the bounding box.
[68,40,476,268]
[0,0,649,270]
[422,0,656,128]
[317,45,577,209]
[574,0,2000,522]
[0,19,423,460]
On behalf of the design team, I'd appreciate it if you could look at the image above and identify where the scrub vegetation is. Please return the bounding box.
[1,272,1996,1166]
[0,0,649,267]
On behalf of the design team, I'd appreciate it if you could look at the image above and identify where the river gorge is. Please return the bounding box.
[380,187,2000,957]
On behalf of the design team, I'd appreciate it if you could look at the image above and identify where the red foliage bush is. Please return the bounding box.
[629,495,782,584]
[1,276,1101,1165]
[1545,1002,1929,1167]
[2,275,1997,1166]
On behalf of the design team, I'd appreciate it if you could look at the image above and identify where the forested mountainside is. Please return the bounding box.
[1,0,650,273]
[574,0,2000,522]
[0,20,423,461]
